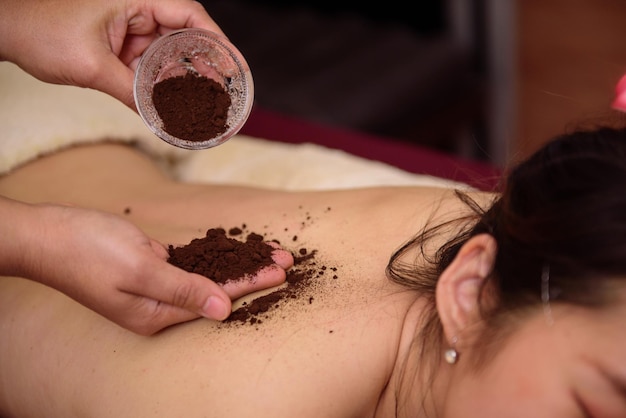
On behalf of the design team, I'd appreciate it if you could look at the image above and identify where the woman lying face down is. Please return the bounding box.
[0,126,625,417]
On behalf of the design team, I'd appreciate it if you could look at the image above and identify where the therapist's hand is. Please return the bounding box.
[4,200,292,335]
[0,0,223,109]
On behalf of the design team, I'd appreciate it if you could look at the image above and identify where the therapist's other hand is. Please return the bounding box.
[0,0,223,109]
[19,203,292,335]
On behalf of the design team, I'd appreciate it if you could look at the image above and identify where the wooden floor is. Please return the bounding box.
[516,0,626,161]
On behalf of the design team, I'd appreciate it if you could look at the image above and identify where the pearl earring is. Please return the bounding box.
[444,336,459,364]
[444,348,458,364]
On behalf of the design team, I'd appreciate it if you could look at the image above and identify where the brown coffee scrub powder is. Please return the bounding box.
[167,224,339,326]
[167,228,275,284]
[152,71,231,142]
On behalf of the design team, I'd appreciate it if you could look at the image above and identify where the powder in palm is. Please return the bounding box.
[167,225,339,325]
[167,227,274,284]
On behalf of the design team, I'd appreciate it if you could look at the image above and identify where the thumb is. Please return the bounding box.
[91,55,138,110]
[140,261,233,321]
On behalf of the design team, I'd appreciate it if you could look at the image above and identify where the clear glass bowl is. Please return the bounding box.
[134,28,254,149]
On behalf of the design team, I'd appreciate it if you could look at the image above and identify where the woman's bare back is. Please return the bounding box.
[0,143,480,417]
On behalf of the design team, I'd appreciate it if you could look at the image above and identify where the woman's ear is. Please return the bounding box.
[436,233,497,349]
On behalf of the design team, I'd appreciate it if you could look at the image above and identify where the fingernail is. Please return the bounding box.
[271,249,295,270]
[202,296,230,320]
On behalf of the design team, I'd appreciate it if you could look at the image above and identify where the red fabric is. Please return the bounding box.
[240,107,501,191]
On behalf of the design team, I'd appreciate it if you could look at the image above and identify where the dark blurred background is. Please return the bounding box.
[199,0,515,165]
[199,0,626,167]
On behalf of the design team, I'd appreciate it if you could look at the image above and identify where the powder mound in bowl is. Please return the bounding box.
[167,227,275,284]
[152,72,232,143]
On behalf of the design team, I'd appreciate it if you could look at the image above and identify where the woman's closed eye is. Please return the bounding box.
[573,390,594,418]
[572,363,626,418]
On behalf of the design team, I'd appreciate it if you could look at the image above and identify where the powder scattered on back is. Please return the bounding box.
[226,247,331,325]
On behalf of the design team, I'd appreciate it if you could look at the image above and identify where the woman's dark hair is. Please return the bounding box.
[387,125,626,375]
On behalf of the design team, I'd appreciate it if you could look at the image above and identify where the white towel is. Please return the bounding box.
[0,61,465,190]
